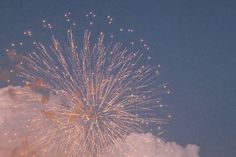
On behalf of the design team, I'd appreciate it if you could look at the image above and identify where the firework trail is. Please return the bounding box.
[1,12,169,157]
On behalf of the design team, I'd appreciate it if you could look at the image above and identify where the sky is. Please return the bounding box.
[0,0,235,157]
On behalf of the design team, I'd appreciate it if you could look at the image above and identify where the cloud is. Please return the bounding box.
[0,86,200,157]
[110,133,200,157]
[0,86,43,157]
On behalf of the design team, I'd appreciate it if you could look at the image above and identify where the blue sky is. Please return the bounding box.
[0,0,235,156]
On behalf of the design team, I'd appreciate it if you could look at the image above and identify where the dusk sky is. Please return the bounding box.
[0,0,235,157]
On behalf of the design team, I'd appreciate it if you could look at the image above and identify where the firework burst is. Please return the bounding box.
[1,12,169,157]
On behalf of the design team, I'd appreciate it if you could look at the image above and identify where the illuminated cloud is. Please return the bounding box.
[0,86,200,157]
[111,133,200,157]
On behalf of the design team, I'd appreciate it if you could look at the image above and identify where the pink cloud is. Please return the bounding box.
[0,86,200,157]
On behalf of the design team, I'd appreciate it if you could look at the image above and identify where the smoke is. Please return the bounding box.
[0,86,200,157]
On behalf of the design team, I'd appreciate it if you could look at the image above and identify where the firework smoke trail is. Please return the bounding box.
[1,13,169,157]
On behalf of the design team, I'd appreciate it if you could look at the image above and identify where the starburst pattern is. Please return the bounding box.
[8,28,167,157]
